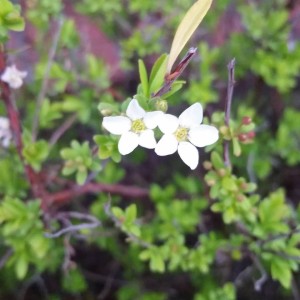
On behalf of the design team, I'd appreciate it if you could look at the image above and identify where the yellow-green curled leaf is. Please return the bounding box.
[167,0,213,73]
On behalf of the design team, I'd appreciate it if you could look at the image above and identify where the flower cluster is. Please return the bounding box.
[102,99,219,170]
[1,65,27,89]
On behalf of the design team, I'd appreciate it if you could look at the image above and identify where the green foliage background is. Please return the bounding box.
[0,0,300,299]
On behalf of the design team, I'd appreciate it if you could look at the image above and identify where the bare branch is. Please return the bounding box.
[251,254,268,292]
[49,113,77,146]
[46,182,149,208]
[224,58,236,168]
[45,211,101,238]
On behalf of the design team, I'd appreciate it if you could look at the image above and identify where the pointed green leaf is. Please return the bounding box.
[167,0,213,73]
[232,137,241,157]
[15,256,28,279]
[125,204,137,223]
[271,258,292,289]
[149,54,168,94]
[163,80,185,98]
[138,59,149,97]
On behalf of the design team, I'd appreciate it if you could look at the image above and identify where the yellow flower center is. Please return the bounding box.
[131,119,146,133]
[175,127,188,142]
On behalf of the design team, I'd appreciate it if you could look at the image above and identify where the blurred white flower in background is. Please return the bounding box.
[103,99,163,155]
[155,103,219,170]
[0,117,12,148]
[1,65,27,89]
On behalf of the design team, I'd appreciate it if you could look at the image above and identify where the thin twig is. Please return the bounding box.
[62,235,75,272]
[32,17,64,141]
[0,249,13,269]
[97,262,119,300]
[0,48,46,202]
[18,274,48,300]
[251,254,268,292]
[153,47,197,98]
[234,265,253,287]
[46,182,149,208]
[45,211,101,238]
[258,226,300,246]
[224,58,236,167]
[49,113,77,146]
[292,276,300,300]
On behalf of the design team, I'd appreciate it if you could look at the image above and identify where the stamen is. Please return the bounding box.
[131,119,146,133]
[175,127,188,142]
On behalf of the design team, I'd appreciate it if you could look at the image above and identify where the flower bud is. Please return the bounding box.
[237,194,245,202]
[238,133,248,142]
[242,116,252,125]
[203,161,212,170]
[100,109,113,116]
[247,131,255,139]
[155,99,168,112]
[218,168,226,177]
[206,179,216,186]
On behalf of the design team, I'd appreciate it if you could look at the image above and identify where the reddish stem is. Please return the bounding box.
[0,48,46,205]
[45,182,149,207]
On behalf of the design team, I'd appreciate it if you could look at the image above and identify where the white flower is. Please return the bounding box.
[155,103,219,170]
[102,99,163,155]
[0,117,12,148]
[1,65,27,89]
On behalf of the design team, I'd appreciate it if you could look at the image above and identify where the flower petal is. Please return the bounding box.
[188,125,219,147]
[103,116,131,135]
[118,131,139,155]
[179,103,203,128]
[157,114,179,134]
[139,129,156,149]
[155,134,178,156]
[1,65,27,89]
[126,99,146,120]
[178,142,199,170]
[143,111,164,129]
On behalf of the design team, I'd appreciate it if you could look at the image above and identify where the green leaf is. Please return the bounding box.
[149,54,168,94]
[221,177,238,192]
[271,258,292,289]
[112,207,124,219]
[167,0,213,73]
[76,168,87,185]
[232,137,241,157]
[211,151,224,169]
[62,268,87,293]
[125,204,137,223]
[150,252,165,273]
[15,256,28,279]
[138,59,149,97]
[163,80,185,98]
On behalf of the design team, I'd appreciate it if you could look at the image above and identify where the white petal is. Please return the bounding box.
[103,116,131,135]
[139,129,156,149]
[118,131,139,155]
[0,117,10,129]
[179,103,203,128]
[188,125,219,147]
[9,78,23,89]
[157,114,179,134]
[1,65,27,89]
[143,111,164,129]
[178,142,199,170]
[155,134,178,156]
[126,99,145,120]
